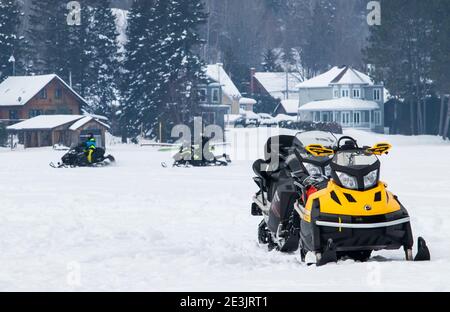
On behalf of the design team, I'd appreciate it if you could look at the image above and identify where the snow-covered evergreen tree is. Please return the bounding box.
[120,0,168,138]
[161,0,208,126]
[303,0,336,75]
[27,0,69,75]
[262,49,281,72]
[83,1,120,121]
[121,0,207,139]
[0,0,24,80]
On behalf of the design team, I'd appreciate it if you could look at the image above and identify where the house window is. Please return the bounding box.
[374,110,382,125]
[212,88,220,103]
[353,88,361,99]
[333,112,339,122]
[9,110,19,120]
[198,88,207,102]
[353,111,362,126]
[29,109,43,118]
[38,88,47,99]
[341,112,351,126]
[321,112,331,122]
[202,112,216,125]
[314,112,321,122]
[341,89,350,98]
[333,87,339,98]
[55,88,62,99]
[373,89,381,101]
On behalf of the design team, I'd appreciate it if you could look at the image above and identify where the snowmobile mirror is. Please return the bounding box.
[367,143,392,155]
[305,144,335,157]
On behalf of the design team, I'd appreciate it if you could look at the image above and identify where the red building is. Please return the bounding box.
[0,74,84,124]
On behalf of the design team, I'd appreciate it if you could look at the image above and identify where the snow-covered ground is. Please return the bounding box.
[0,128,449,291]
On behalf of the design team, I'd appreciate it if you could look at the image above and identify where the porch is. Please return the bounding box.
[298,98,382,131]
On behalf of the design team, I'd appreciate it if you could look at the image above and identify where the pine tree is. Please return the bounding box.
[303,0,336,75]
[120,0,168,138]
[161,0,208,127]
[365,0,433,135]
[83,1,120,122]
[429,0,450,137]
[0,0,24,80]
[120,0,208,140]
[27,0,68,75]
[262,49,281,72]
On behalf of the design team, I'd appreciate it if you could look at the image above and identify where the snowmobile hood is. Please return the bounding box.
[304,181,401,219]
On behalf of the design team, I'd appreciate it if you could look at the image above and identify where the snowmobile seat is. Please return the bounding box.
[264,135,301,162]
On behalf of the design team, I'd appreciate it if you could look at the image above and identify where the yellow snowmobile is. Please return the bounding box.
[297,136,430,266]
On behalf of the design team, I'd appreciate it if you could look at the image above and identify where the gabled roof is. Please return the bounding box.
[254,72,301,100]
[205,64,241,99]
[7,114,110,131]
[0,74,88,107]
[297,66,374,89]
[69,116,110,131]
[278,99,299,114]
[299,98,380,112]
[7,115,85,130]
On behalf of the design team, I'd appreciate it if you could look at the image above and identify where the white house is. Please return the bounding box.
[297,66,386,132]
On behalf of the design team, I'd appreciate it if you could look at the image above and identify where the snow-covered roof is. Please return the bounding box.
[69,116,94,131]
[297,66,374,89]
[7,115,85,130]
[205,64,241,99]
[7,115,110,131]
[254,72,301,100]
[279,99,299,114]
[70,116,111,130]
[239,97,256,105]
[299,98,380,112]
[273,114,298,122]
[0,74,88,107]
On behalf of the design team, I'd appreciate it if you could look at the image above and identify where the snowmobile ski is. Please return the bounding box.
[414,237,431,261]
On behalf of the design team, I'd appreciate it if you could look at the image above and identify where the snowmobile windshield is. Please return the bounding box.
[295,131,337,149]
[333,150,378,168]
[331,150,380,191]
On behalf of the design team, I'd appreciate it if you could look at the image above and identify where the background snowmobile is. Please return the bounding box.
[157,137,231,168]
[251,133,431,266]
[50,143,115,168]
[251,131,336,252]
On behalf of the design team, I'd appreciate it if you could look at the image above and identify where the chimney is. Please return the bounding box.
[250,67,256,95]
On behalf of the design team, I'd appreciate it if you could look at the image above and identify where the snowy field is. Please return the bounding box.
[0,128,450,292]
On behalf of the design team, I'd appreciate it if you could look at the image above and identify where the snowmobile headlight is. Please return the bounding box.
[304,163,322,176]
[364,169,379,189]
[336,171,358,190]
[324,165,332,177]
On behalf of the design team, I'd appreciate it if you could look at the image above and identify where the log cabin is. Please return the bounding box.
[0,74,84,124]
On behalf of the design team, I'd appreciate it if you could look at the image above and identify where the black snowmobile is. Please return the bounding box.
[251,131,335,252]
[251,131,431,266]
[164,136,231,168]
[50,144,115,168]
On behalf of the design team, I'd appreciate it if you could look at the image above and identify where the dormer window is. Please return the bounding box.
[38,88,47,99]
[198,88,207,103]
[341,88,350,98]
[333,86,339,98]
[373,89,381,101]
[212,88,220,103]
